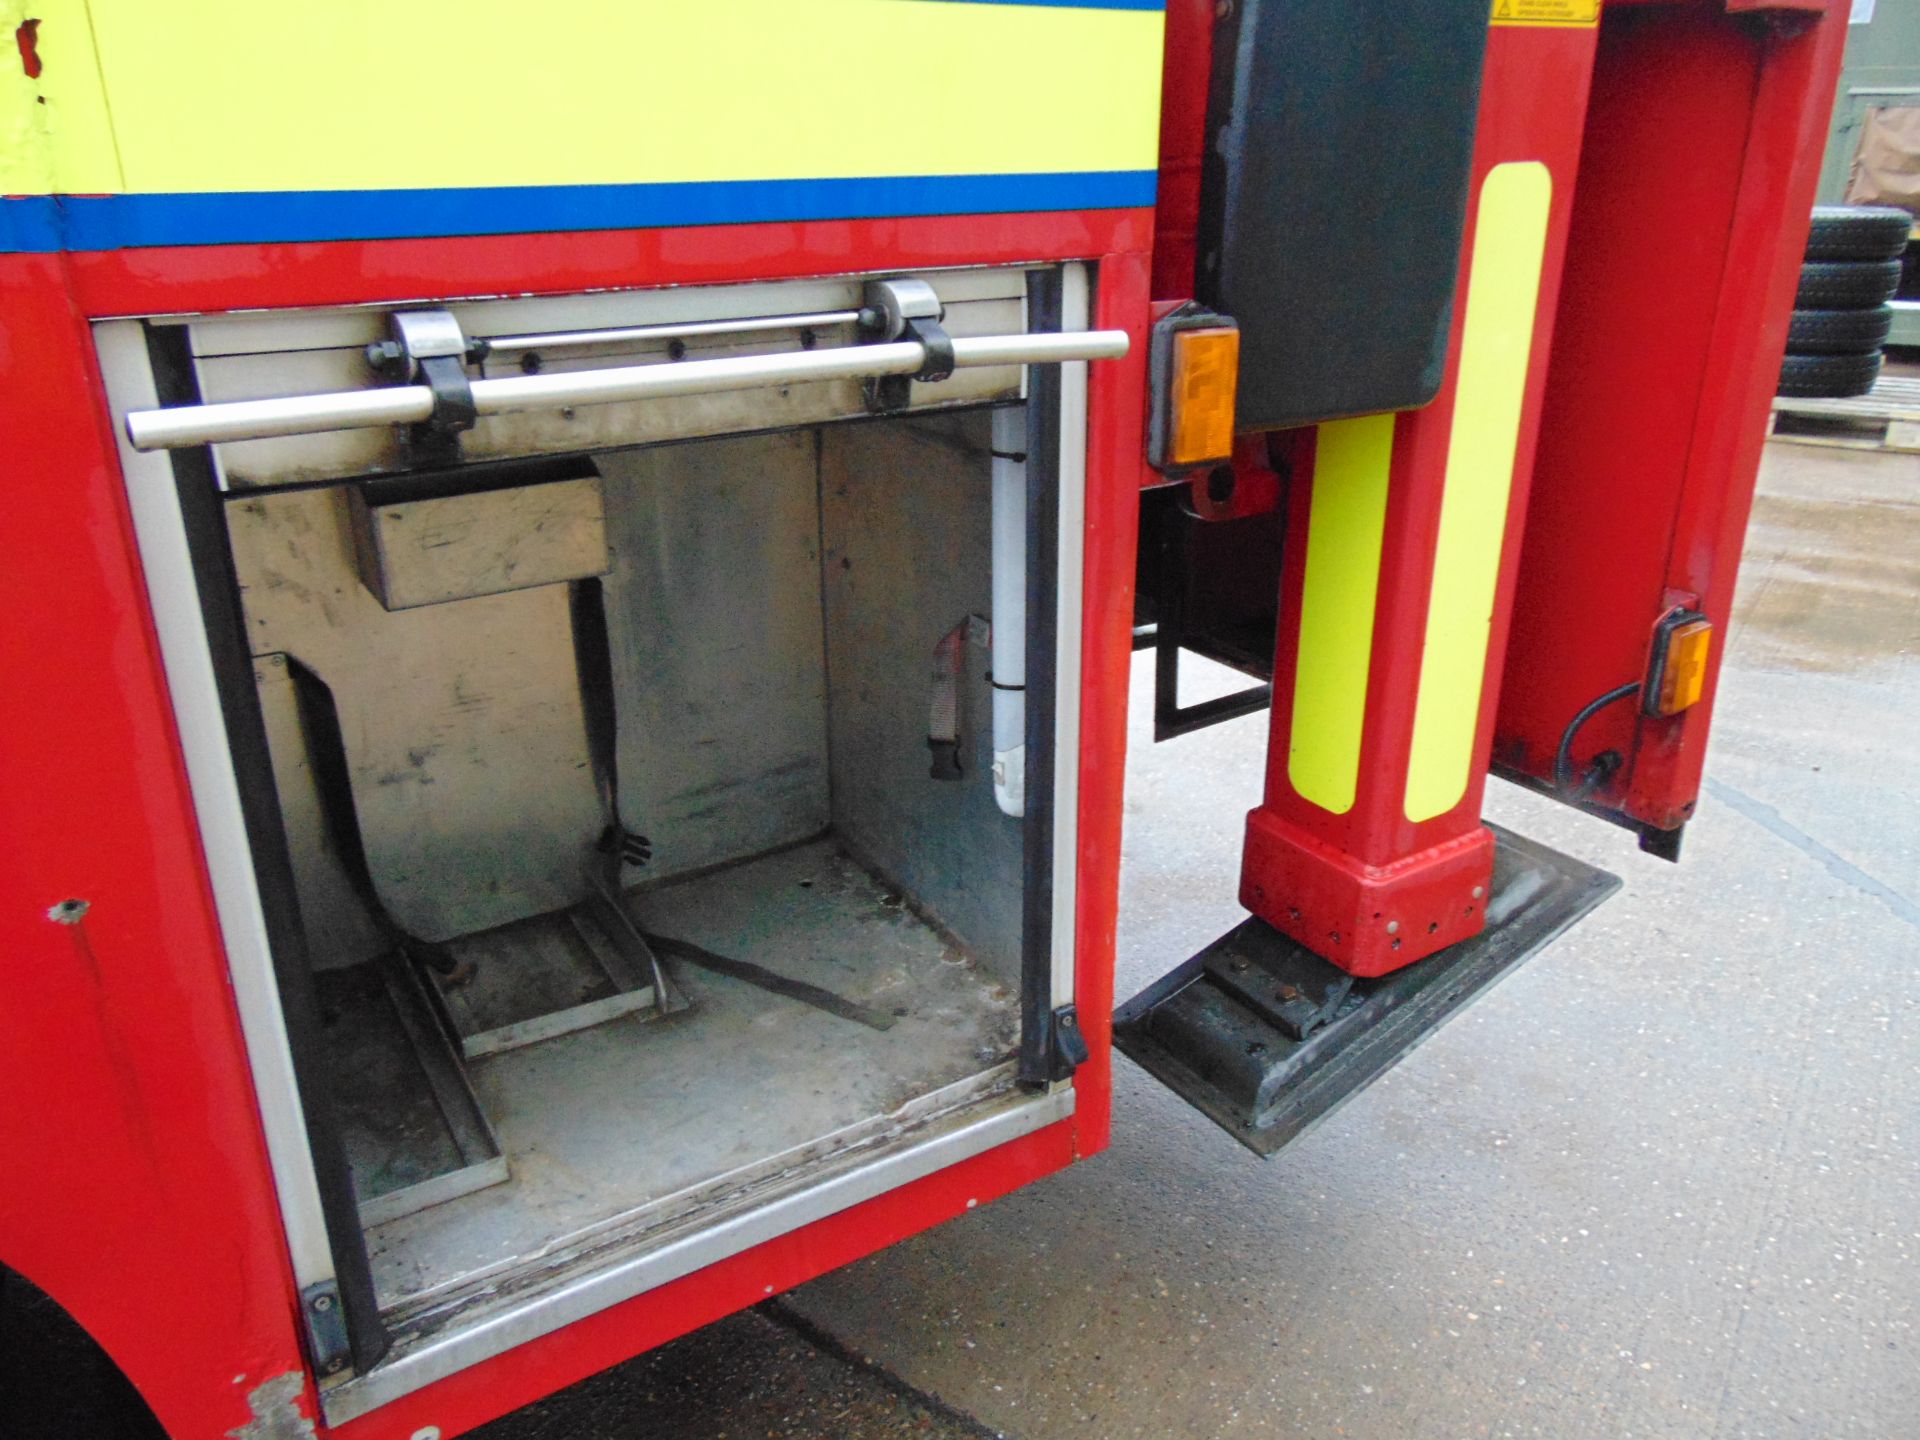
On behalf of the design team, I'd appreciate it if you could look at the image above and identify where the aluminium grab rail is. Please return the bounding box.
[123,329,1130,453]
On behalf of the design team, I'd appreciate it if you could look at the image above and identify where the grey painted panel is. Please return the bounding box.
[1816,5,1920,202]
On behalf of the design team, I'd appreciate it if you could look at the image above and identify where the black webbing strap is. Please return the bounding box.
[571,577,653,876]
[284,655,468,980]
[640,932,896,1032]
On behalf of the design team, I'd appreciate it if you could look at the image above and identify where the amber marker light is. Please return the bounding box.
[1646,612,1713,717]
[1165,325,1240,468]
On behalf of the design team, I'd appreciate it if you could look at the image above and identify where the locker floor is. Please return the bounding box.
[362,838,1021,1323]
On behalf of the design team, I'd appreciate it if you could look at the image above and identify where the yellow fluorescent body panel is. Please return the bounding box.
[1288,412,1395,816]
[75,1,1164,195]
[1,0,123,195]
[0,1,46,196]
[1403,160,1553,824]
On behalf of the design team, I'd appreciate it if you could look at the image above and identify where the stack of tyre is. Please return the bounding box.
[1779,205,1912,399]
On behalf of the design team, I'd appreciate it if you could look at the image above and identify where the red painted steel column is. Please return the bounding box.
[1494,0,1852,834]
[1240,19,1603,978]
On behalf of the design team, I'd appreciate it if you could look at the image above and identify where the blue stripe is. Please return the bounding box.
[0,171,1157,254]
[0,197,64,254]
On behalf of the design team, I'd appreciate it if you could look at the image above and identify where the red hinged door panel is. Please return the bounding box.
[1492,0,1849,840]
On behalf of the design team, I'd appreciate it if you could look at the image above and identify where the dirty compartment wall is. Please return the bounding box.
[598,431,833,883]
[235,418,1023,988]
[818,411,1024,990]
[228,487,607,953]
[596,413,1026,989]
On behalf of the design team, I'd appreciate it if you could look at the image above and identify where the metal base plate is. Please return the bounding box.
[362,839,1021,1314]
[427,894,679,1060]
[317,957,508,1226]
[1113,825,1619,1157]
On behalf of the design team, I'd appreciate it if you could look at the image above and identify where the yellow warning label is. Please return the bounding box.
[1491,0,1601,24]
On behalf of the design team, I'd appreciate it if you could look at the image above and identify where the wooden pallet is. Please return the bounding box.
[1770,374,1920,453]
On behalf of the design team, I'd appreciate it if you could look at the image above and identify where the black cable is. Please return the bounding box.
[1554,681,1641,796]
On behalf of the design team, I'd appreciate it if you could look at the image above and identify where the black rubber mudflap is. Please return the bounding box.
[1113,825,1619,1157]
[1195,0,1490,430]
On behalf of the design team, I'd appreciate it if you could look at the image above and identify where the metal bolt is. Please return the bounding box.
[47,898,90,924]
[311,1293,333,1312]
[1385,920,1399,935]
[411,1429,443,1440]
[1471,885,1485,900]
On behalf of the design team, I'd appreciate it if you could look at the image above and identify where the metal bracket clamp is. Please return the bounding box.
[862,277,954,412]
[367,310,483,457]
[1044,1004,1091,1082]
[299,1280,354,1384]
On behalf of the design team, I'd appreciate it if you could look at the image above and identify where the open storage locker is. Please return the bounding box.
[99,263,1103,1402]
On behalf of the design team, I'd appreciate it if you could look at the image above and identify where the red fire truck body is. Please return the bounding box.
[0,3,1848,1437]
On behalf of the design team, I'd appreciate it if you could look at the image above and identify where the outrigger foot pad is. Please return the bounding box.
[1113,825,1619,1157]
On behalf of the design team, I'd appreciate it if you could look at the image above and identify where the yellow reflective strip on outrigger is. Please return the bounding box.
[1404,160,1553,824]
[1289,413,1394,816]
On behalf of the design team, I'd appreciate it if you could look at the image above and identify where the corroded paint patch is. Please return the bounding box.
[228,1373,316,1440]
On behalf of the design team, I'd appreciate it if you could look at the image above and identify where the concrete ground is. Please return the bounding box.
[477,432,1919,1440]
